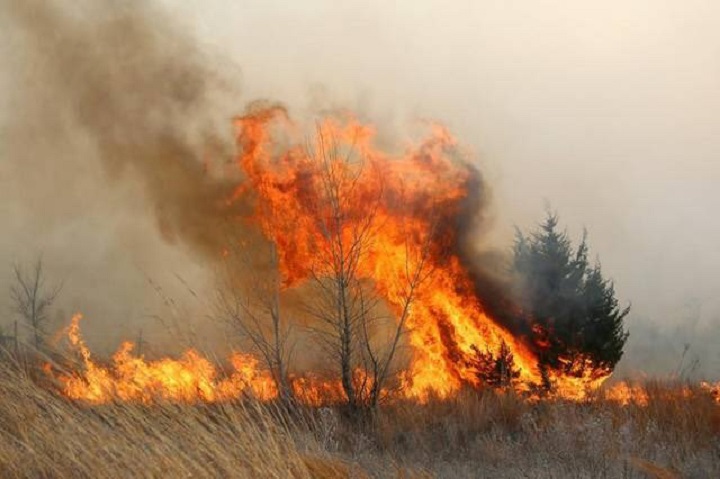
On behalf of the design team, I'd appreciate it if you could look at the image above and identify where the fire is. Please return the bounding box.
[55,314,373,405]
[548,357,613,402]
[291,370,370,407]
[603,382,650,406]
[602,381,720,406]
[700,381,720,404]
[53,107,622,404]
[53,314,718,406]
[232,106,611,400]
[59,314,278,403]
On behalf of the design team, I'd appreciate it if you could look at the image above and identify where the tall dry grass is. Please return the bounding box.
[0,360,320,478]
[0,358,717,478]
[302,385,719,478]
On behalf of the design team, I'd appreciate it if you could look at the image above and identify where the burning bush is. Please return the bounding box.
[466,340,521,389]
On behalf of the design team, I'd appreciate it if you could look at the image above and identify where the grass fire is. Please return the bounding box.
[1,0,719,477]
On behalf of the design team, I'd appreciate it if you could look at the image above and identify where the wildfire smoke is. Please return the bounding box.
[7,0,713,407]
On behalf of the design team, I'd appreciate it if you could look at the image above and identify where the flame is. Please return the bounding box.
[232,108,620,400]
[53,314,718,406]
[53,108,621,404]
[603,382,650,406]
[55,314,376,405]
[233,108,549,400]
[700,381,720,404]
[602,381,720,406]
[291,370,372,407]
[59,314,278,404]
[547,357,612,401]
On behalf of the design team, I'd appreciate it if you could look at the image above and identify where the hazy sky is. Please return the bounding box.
[2,0,718,374]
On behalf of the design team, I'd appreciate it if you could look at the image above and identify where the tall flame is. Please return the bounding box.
[233,107,558,399]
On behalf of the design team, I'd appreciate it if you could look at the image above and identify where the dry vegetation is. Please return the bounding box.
[0,357,717,479]
[0,360,315,478]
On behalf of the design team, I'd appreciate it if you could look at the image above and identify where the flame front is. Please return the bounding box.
[56,314,720,406]
[60,314,278,403]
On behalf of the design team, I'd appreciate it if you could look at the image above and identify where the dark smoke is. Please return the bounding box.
[452,164,528,338]
[3,0,244,260]
[0,0,271,353]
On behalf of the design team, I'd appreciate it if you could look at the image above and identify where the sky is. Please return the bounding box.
[1,0,719,376]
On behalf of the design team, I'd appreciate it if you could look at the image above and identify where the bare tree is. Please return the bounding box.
[216,237,295,403]
[10,257,62,352]
[303,127,434,411]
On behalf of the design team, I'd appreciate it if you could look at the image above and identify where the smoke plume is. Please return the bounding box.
[3,0,246,257]
[0,0,256,351]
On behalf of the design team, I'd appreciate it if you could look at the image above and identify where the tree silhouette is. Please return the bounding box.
[10,258,62,352]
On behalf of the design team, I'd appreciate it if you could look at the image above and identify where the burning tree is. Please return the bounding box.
[301,127,434,410]
[512,212,629,377]
[237,119,434,411]
[232,105,558,404]
[233,106,479,410]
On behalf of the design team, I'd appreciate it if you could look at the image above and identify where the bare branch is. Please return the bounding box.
[10,257,62,352]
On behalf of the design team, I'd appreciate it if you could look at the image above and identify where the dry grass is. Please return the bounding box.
[0,361,717,478]
[302,385,719,478]
[0,362,314,478]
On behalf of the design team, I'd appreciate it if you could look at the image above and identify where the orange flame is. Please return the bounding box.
[603,382,650,406]
[59,314,278,404]
[700,381,720,404]
[54,315,718,406]
[602,380,720,406]
[53,109,621,404]
[232,107,611,400]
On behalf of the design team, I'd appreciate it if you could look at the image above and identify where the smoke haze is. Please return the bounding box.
[0,0,246,352]
[1,0,718,377]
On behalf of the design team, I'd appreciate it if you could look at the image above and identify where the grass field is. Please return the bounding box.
[0,360,717,478]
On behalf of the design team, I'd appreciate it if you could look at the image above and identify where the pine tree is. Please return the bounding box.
[512,212,629,375]
[579,264,630,370]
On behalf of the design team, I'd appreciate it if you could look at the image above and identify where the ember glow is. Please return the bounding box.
[602,381,720,406]
[53,108,640,404]
[700,382,720,404]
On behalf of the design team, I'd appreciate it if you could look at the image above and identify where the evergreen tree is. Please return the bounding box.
[512,212,629,375]
[579,265,630,370]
